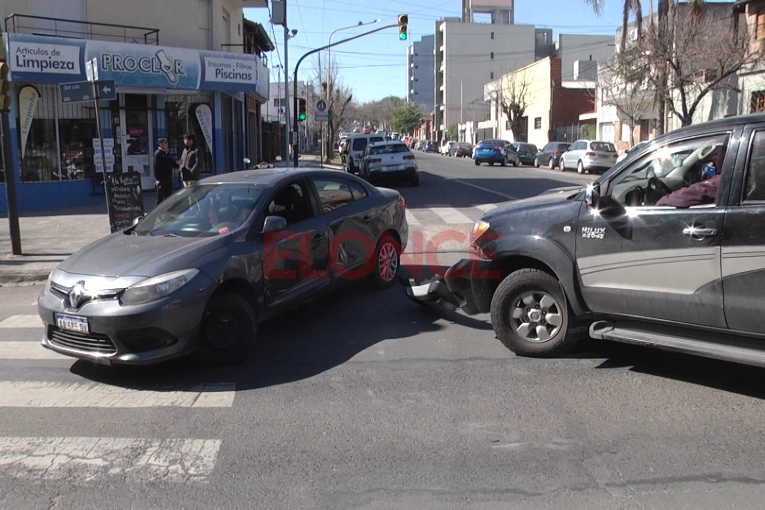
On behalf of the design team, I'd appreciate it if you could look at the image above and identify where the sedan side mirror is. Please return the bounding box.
[262,215,287,233]
[585,183,601,207]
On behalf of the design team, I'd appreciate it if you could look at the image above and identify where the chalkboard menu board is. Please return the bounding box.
[106,172,144,233]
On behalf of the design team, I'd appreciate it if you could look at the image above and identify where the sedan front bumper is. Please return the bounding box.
[404,258,498,315]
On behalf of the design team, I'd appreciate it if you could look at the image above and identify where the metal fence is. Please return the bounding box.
[553,124,581,143]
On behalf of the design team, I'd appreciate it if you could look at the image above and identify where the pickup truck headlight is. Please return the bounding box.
[470,220,494,258]
[120,269,199,305]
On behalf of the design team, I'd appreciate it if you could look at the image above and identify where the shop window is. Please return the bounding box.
[164,92,213,175]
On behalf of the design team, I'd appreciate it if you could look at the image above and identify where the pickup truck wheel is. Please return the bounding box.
[490,269,577,357]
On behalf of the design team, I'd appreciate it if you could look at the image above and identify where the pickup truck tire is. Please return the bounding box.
[490,269,578,357]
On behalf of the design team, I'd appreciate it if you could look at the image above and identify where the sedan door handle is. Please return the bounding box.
[682,227,717,238]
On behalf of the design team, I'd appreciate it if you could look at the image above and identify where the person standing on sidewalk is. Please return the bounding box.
[153,137,178,205]
[177,133,201,187]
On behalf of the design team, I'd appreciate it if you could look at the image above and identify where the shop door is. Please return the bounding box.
[120,94,154,190]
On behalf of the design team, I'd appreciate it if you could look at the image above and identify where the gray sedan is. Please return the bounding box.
[38,169,409,366]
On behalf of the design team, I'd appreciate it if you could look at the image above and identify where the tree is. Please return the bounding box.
[499,71,531,143]
[598,51,655,146]
[638,4,759,127]
[313,55,355,160]
[391,102,423,135]
[447,124,458,141]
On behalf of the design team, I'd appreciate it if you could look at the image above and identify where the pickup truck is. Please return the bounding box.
[408,114,765,368]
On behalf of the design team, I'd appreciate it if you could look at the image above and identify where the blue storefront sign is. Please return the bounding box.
[6,34,260,93]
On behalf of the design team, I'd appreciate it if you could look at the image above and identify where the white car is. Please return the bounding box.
[440,141,456,156]
[560,139,618,174]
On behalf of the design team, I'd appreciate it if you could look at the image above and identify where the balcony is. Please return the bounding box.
[4,13,159,44]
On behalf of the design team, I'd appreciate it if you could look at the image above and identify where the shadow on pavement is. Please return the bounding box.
[69,264,491,391]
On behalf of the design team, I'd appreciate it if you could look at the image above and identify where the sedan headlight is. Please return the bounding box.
[120,269,199,306]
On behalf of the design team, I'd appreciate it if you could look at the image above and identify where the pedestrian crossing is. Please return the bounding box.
[0,311,234,486]
[405,203,501,226]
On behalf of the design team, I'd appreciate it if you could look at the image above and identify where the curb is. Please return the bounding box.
[0,269,51,286]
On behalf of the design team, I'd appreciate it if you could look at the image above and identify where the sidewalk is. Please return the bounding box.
[0,156,344,286]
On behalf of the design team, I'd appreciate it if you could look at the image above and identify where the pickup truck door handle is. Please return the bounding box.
[682,227,717,238]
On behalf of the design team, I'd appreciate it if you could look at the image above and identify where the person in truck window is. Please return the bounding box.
[656,160,720,208]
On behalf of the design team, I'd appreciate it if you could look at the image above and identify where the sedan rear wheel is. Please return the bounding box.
[369,234,401,289]
[194,292,257,366]
[474,159,480,166]
[534,157,540,168]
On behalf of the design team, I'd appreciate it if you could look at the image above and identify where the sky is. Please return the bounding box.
[242,0,707,104]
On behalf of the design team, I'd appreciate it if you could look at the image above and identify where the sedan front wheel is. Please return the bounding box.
[194,292,257,366]
[369,233,401,289]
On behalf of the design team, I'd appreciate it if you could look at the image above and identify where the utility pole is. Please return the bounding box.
[0,33,21,255]
[284,20,290,163]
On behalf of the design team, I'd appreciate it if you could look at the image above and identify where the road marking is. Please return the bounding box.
[455,180,517,200]
[0,342,69,360]
[0,437,221,483]
[405,209,421,226]
[427,206,475,225]
[0,381,237,408]
[0,315,42,329]
[475,203,498,213]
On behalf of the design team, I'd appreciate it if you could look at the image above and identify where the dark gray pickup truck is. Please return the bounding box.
[409,114,765,368]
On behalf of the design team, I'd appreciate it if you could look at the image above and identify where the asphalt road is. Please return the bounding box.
[2,155,765,509]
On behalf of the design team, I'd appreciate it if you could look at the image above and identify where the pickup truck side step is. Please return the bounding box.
[590,321,765,368]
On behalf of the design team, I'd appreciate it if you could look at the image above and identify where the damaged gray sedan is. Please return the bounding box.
[39,169,408,366]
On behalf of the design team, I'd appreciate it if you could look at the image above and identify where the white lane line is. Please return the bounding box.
[0,315,42,329]
[0,342,69,360]
[455,180,517,200]
[475,203,498,213]
[0,437,221,483]
[0,381,236,408]
[427,206,475,225]
[405,209,421,226]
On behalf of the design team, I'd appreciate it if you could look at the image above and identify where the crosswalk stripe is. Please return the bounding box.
[475,203,499,213]
[427,206,475,224]
[0,381,237,408]
[0,315,42,329]
[0,342,69,360]
[0,437,221,482]
[405,209,421,225]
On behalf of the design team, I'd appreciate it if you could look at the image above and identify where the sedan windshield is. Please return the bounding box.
[133,184,264,237]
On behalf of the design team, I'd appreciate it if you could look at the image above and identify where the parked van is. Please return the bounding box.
[345,133,387,174]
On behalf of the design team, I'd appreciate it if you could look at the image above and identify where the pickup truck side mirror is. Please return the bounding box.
[585,183,601,208]
[262,215,287,233]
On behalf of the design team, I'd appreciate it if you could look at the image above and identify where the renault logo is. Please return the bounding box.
[68,281,88,309]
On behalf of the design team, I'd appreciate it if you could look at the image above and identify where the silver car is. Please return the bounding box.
[38,169,409,366]
[361,141,419,186]
[560,139,618,174]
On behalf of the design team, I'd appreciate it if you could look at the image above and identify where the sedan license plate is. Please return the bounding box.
[55,313,89,334]
[383,164,403,172]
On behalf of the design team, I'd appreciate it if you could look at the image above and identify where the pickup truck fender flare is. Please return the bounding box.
[490,235,589,317]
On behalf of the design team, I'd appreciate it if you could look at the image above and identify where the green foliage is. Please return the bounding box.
[447,124,458,140]
[391,102,423,135]
[580,124,597,140]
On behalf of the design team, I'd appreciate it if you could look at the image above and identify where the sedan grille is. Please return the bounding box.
[48,326,117,355]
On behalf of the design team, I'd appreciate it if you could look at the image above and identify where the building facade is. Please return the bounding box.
[0,0,269,212]
[407,35,435,114]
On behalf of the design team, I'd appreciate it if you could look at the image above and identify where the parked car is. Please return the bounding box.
[424,141,438,153]
[473,139,520,167]
[440,140,456,156]
[345,133,387,174]
[449,142,474,158]
[560,139,618,174]
[360,141,419,186]
[38,169,409,366]
[616,140,650,164]
[534,142,571,169]
[512,142,539,166]
[408,114,765,369]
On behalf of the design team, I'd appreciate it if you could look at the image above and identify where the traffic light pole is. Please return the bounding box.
[292,23,397,168]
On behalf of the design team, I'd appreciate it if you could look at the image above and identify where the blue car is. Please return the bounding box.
[473,139,520,167]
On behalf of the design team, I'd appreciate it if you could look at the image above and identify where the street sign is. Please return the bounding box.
[315,99,328,121]
[97,80,117,101]
[59,82,95,104]
[85,58,99,83]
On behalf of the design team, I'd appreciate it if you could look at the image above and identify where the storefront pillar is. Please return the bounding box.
[213,92,224,175]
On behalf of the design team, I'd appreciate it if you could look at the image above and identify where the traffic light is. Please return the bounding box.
[398,14,408,41]
[0,27,9,111]
[298,98,306,121]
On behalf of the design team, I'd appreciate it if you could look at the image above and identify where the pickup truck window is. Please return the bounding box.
[744,130,765,203]
[609,133,729,207]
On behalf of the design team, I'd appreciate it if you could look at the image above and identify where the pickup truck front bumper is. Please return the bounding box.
[403,258,498,315]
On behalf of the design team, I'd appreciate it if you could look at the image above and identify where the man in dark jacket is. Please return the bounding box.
[178,133,201,187]
[153,137,178,205]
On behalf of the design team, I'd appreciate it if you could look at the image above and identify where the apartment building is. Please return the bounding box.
[407,35,435,114]
[0,0,270,211]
